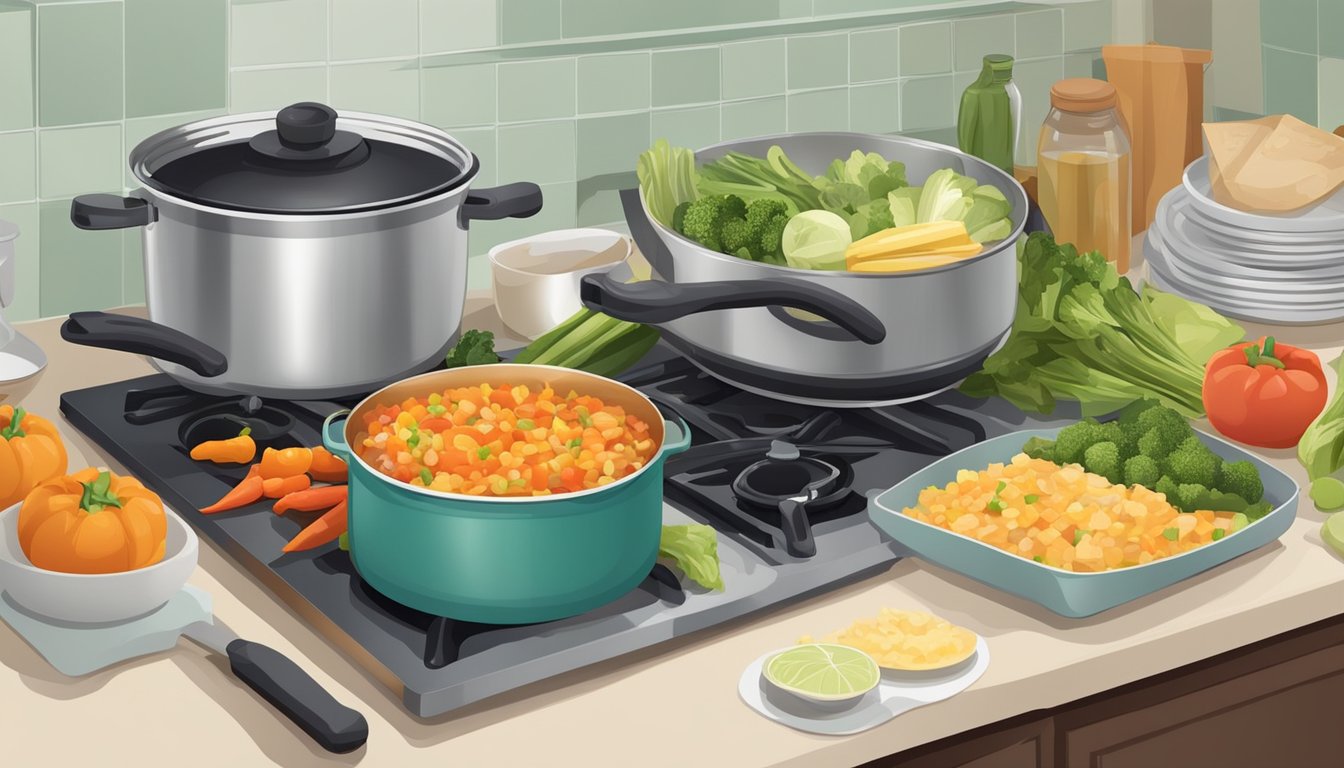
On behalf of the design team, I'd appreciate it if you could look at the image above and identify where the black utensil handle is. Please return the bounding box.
[61,311,228,377]
[777,498,817,558]
[580,272,887,345]
[70,195,156,230]
[226,638,369,754]
[461,182,544,223]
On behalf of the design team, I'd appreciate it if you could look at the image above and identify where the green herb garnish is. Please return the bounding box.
[1162,527,1179,541]
[419,468,433,484]
[1212,528,1226,541]
[1023,494,1039,504]
[477,446,491,460]
[1074,529,1087,545]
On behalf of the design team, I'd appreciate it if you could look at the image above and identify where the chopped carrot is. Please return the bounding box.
[272,484,347,515]
[283,500,348,553]
[308,446,348,483]
[258,446,313,479]
[201,473,264,514]
[262,474,311,499]
[190,427,257,464]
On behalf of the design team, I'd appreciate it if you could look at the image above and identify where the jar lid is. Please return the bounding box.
[1049,78,1117,112]
[130,103,477,215]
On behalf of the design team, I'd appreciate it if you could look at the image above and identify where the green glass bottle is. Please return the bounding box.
[957,54,1020,174]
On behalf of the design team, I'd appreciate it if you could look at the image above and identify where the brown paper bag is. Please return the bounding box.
[1203,115,1344,212]
[1103,44,1212,234]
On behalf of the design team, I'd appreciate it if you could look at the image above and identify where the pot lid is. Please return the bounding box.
[132,102,477,214]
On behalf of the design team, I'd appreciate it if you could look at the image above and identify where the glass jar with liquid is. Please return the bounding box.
[1037,78,1132,273]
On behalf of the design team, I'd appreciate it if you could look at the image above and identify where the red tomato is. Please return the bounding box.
[1202,337,1327,449]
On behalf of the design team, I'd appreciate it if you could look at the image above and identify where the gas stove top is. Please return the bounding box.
[59,346,1076,717]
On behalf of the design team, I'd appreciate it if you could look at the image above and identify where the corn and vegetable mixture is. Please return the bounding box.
[354,384,656,497]
[903,454,1246,572]
[801,609,978,671]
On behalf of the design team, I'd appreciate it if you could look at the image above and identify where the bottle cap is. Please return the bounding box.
[1049,78,1117,112]
[984,54,1014,81]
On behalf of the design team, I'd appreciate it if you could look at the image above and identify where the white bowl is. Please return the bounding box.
[0,501,198,624]
[1183,156,1344,235]
[488,228,631,340]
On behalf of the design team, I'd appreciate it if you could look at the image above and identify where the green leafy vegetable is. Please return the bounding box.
[1022,401,1270,517]
[445,329,501,368]
[961,232,1244,418]
[659,524,724,591]
[514,307,660,377]
[675,194,792,264]
[1299,354,1344,510]
[637,139,699,227]
[781,210,853,270]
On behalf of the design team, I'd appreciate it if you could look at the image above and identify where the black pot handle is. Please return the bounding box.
[61,311,228,377]
[579,272,887,345]
[71,195,156,230]
[777,498,818,558]
[460,182,543,225]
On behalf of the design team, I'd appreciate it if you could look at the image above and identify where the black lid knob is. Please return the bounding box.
[277,102,338,148]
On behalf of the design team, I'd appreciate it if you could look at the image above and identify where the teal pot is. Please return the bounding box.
[322,364,690,624]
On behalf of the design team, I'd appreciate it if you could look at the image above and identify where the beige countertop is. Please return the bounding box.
[4,298,1344,768]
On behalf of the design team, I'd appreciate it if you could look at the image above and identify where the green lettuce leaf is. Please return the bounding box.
[1141,283,1246,365]
[1300,353,1344,482]
[659,524,724,591]
[637,139,700,227]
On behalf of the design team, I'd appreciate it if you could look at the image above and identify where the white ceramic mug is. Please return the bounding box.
[488,228,632,340]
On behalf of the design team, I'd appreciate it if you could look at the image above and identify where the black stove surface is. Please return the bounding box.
[57,345,1078,716]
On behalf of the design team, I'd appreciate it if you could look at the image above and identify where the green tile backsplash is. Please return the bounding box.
[1259,0,1318,55]
[125,0,227,118]
[3,0,1120,321]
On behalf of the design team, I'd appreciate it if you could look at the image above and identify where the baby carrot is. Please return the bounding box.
[283,500,348,553]
[190,427,257,464]
[258,447,313,479]
[308,446,348,483]
[200,472,264,514]
[262,474,311,499]
[272,484,347,515]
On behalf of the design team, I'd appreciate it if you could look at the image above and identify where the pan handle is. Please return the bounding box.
[61,311,228,377]
[777,498,818,558]
[460,182,543,225]
[322,410,352,460]
[71,195,156,230]
[579,272,887,345]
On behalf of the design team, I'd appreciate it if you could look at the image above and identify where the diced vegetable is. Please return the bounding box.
[960,233,1245,418]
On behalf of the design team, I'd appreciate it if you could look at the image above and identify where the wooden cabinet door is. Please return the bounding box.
[1057,617,1344,768]
[864,713,1055,768]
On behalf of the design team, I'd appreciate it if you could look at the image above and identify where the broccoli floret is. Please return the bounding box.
[719,194,747,222]
[745,198,789,231]
[1176,483,1210,512]
[1083,441,1122,483]
[1123,454,1161,488]
[679,196,725,247]
[1155,475,1181,504]
[758,215,789,264]
[444,329,500,368]
[720,217,754,255]
[1136,405,1192,439]
[1052,420,1107,465]
[1099,421,1139,461]
[671,201,690,232]
[1022,436,1056,461]
[1163,436,1218,487]
[1216,460,1264,504]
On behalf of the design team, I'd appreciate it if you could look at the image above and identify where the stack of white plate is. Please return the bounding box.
[1144,156,1344,325]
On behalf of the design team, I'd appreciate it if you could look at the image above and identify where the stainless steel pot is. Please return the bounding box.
[582,132,1028,407]
[61,103,542,399]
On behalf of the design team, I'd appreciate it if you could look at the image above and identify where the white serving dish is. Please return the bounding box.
[1155,196,1344,284]
[488,228,631,340]
[0,501,198,624]
[1184,156,1344,234]
[1162,190,1344,268]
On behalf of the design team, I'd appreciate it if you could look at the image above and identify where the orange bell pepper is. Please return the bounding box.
[1202,336,1328,449]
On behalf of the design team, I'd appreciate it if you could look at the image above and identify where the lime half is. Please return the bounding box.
[764,643,880,702]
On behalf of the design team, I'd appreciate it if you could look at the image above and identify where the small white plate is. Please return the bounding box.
[1144,254,1344,325]
[1162,191,1344,268]
[1183,156,1344,234]
[1155,198,1344,286]
[1146,227,1344,301]
[738,636,990,736]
